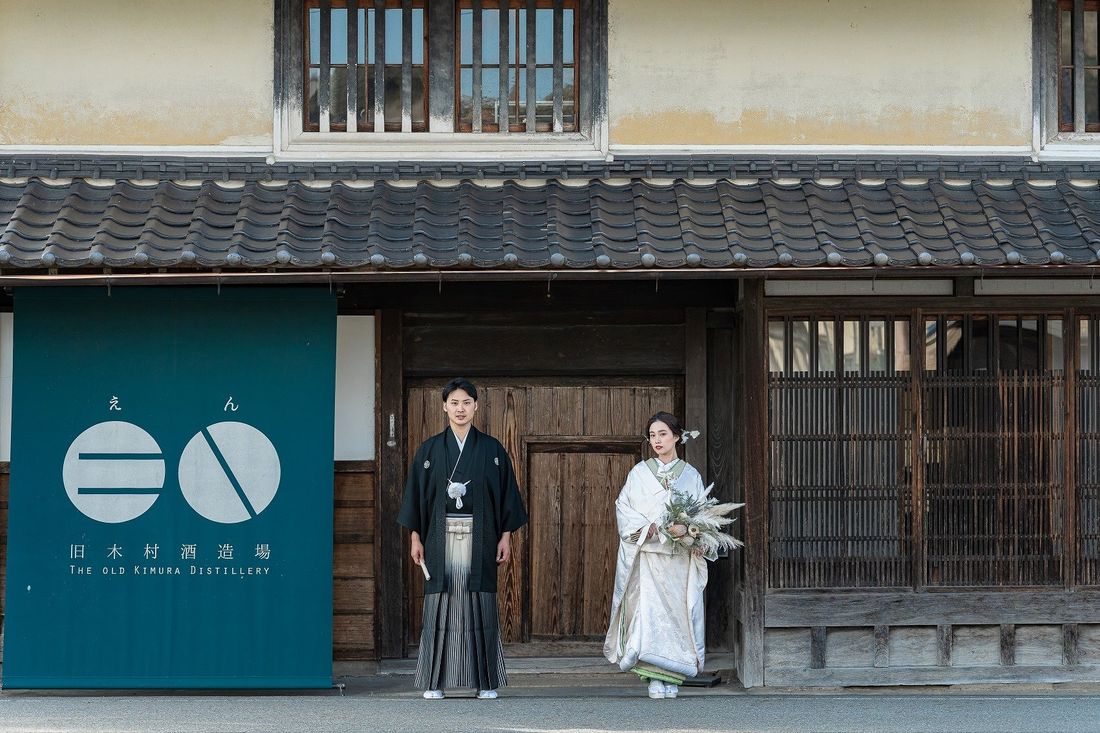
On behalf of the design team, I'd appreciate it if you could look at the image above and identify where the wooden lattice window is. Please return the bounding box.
[921,315,1066,587]
[304,1,428,132]
[1058,0,1100,132]
[768,313,1075,590]
[457,1,578,133]
[1076,315,1100,584]
[768,317,914,590]
[298,0,582,134]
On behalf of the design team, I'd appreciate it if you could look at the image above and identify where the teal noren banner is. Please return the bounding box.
[4,287,336,688]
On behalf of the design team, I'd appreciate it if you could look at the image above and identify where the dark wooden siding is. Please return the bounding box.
[334,461,377,660]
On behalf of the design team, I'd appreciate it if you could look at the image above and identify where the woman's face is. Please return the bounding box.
[648,421,679,459]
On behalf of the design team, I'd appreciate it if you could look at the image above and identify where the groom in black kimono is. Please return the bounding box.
[397,378,527,699]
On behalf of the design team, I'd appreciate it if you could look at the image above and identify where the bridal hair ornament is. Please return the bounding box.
[447,480,471,509]
[679,429,701,444]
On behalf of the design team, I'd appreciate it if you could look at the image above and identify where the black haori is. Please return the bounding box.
[414,516,507,691]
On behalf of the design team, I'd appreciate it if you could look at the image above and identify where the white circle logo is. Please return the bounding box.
[177,422,281,524]
[62,421,166,523]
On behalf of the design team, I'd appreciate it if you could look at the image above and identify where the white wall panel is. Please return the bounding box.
[334,315,376,460]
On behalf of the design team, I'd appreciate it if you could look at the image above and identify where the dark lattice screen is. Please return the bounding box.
[768,313,1073,590]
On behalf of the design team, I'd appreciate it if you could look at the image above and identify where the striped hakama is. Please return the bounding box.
[414,516,508,691]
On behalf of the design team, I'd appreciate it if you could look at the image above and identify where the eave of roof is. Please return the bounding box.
[2,176,1099,274]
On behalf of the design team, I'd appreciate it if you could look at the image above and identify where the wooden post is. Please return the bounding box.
[375,309,406,658]
[739,280,767,687]
[1065,308,1078,589]
[685,307,708,478]
[910,310,926,591]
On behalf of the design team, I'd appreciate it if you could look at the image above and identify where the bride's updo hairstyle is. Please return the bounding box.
[645,411,684,439]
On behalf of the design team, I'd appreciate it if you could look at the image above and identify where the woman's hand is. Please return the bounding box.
[667,523,688,539]
[410,531,425,566]
[645,523,658,540]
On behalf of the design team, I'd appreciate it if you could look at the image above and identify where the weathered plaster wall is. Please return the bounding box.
[0,0,273,146]
[608,0,1033,147]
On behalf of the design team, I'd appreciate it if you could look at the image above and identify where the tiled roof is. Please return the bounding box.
[1,177,1099,270]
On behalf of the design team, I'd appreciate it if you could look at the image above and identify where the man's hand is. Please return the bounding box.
[496,532,512,564]
[410,531,425,566]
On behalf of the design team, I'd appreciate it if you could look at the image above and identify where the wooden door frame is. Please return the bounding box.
[375,304,709,658]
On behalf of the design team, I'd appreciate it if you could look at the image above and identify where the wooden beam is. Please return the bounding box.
[684,307,707,477]
[767,591,1100,628]
[375,309,405,658]
[765,664,1100,687]
[739,279,767,688]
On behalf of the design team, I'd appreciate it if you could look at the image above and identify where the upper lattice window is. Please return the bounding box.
[292,0,588,137]
[1057,0,1100,132]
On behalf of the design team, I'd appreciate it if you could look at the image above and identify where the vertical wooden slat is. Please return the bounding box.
[1076,0,1087,133]
[809,626,827,669]
[937,624,953,667]
[739,279,767,688]
[552,0,564,133]
[347,1,358,131]
[685,308,708,480]
[706,325,737,650]
[373,0,386,132]
[472,0,483,133]
[428,0,456,131]
[319,0,332,132]
[873,625,890,668]
[525,0,536,132]
[911,311,925,591]
[401,0,412,133]
[1000,624,1016,666]
[498,2,509,132]
[376,309,405,658]
[1066,309,1079,588]
[1064,622,1081,665]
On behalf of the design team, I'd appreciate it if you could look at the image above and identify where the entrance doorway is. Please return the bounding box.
[404,378,681,654]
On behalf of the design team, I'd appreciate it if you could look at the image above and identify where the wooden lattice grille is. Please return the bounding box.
[769,317,913,590]
[1077,316,1100,584]
[767,313,1082,591]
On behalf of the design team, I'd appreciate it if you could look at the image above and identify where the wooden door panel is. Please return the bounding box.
[529,449,638,638]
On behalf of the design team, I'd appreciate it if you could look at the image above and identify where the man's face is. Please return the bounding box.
[443,388,478,428]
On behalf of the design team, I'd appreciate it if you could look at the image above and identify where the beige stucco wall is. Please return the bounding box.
[609,0,1033,147]
[0,0,273,146]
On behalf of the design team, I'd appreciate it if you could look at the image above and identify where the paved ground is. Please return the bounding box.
[2,674,1100,733]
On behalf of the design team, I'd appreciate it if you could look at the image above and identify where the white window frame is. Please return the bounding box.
[1035,0,1100,156]
[274,0,607,160]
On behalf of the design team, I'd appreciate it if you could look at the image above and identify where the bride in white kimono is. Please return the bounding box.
[604,411,708,699]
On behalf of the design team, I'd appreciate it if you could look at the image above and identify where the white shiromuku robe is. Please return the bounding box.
[604,459,708,678]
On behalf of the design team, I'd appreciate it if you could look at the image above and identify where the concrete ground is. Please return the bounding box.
[2,670,1100,733]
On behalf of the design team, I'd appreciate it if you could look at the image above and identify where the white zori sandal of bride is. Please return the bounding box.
[476,689,499,699]
[664,683,679,698]
[422,690,445,699]
[647,679,666,699]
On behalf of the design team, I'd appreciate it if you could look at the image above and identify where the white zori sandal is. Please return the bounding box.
[476,689,499,699]
[422,690,445,699]
[647,679,666,699]
[664,683,679,698]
